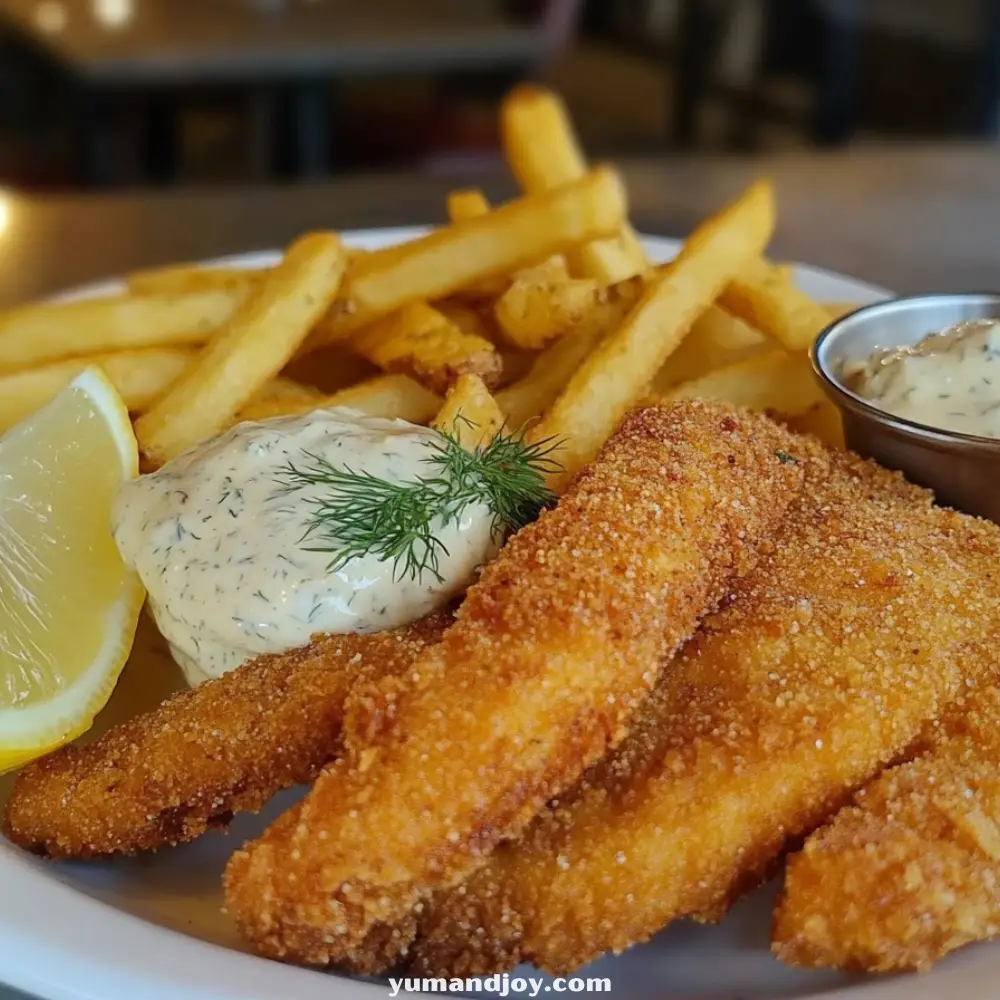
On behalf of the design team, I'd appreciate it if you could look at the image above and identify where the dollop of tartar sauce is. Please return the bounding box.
[848,320,1000,438]
[113,409,499,687]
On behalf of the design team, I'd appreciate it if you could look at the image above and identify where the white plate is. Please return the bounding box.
[7,231,988,1000]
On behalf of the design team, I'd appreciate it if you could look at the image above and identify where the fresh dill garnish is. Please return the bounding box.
[775,449,798,465]
[273,425,562,583]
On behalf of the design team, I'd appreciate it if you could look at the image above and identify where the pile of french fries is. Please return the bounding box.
[0,85,854,483]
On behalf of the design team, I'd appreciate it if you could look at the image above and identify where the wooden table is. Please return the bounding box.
[0,0,547,84]
[0,145,999,307]
[0,0,550,182]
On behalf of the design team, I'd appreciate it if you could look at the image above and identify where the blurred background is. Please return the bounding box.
[0,0,996,190]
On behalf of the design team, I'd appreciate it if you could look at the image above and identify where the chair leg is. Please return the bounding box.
[812,0,861,145]
[142,91,180,184]
[971,0,1000,138]
[672,0,734,148]
[71,86,117,188]
[289,79,333,177]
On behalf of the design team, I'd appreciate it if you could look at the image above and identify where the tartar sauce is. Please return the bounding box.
[848,320,1000,437]
[113,409,499,687]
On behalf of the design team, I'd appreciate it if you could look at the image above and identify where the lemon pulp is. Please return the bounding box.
[0,368,144,771]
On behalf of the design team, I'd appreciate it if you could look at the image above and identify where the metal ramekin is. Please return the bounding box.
[811,293,1000,523]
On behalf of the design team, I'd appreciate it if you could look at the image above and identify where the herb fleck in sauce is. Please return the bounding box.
[113,408,498,687]
[848,320,1000,438]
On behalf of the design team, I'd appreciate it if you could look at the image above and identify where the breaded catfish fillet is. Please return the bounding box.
[773,686,1000,973]
[406,449,1000,977]
[224,401,805,968]
[3,616,448,858]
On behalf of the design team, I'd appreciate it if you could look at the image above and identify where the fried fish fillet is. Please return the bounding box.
[3,616,448,858]
[224,401,806,969]
[773,686,1000,973]
[406,448,1000,976]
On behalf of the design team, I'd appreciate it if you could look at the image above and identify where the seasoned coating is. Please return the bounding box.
[407,448,1000,976]
[3,616,448,858]
[224,400,806,968]
[773,687,1000,973]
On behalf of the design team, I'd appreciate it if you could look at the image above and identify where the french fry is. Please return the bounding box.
[136,231,347,466]
[823,301,865,321]
[652,305,767,390]
[432,374,504,449]
[322,373,441,423]
[531,179,775,491]
[443,189,511,300]
[236,373,442,425]
[311,167,627,347]
[350,302,503,395]
[497,273,648,427]
[0,347,195,434]
[783,398,846,449]
[446,189,492,223]
[239,373,442,426]
[246,376,322,406]
[234,378,323,422]
[497,317,605,430]
[720,258,833,352]
[493,256,601,349]
[0,288,248,373]
[501,84,648,284]
[667,349,824,417]
[281,345,378,394]
[127,264,262,298]
[446,190,575,305]
[496,350,536,389]
[435,300,499,344]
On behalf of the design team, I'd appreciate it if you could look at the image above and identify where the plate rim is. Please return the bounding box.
[0,230,947,1000]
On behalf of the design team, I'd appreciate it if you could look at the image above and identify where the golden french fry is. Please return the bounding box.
[532,179,776,491]
[350,302,502,395]
[0,288,248,374]
[501,84,648,284]
[324,373,441,422]
[497,317,605,430]
[247,376,322,405]
[136,232,347,466]
[823,301,865,321]
[446,191,572,306]
[432,374,504,449]
[314,167,627,345]
[236,373,442,425]
[281,345,378,394]
[652,305,767,390]
[720,258,832,352]
[245,373,442,425]
[0,347,195,434]
[667,348,824,417]
[235,378,323,422]
[493,256,601,349]
[127,264,262,298]
[443,189,510,300]
[235,381,322,423]
[434,299,499,343]
[497,273,648,428]
[446,188,492,223]
[782,398,845,449]
[496,350,536,389]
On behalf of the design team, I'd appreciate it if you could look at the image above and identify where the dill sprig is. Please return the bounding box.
[273,424,562,583]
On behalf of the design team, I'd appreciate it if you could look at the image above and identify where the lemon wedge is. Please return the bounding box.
[0,367,145,772]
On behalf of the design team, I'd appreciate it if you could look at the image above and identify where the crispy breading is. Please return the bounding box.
[773,686,1000,973]
[405,449,1000,977]
[2,616,448,858]
[223,401,806,969]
